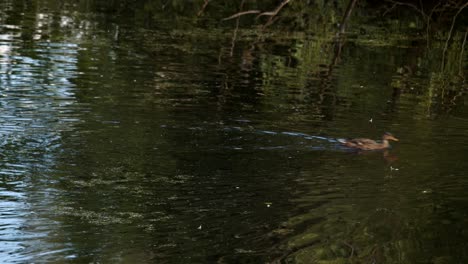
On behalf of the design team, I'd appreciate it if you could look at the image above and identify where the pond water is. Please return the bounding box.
[0,1,467,263]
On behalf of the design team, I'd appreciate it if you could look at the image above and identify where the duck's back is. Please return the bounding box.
[348,138,377,145]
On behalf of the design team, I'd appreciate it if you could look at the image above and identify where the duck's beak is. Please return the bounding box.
[391,136,399,142]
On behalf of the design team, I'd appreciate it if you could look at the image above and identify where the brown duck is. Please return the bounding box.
[338,132,399,150]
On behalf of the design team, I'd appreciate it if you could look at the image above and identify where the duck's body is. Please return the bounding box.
[338,133,399,150]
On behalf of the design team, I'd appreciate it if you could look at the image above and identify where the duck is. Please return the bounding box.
[338,132,399,150]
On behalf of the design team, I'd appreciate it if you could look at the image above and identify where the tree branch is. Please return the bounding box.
[383,0,428,19]
[339,0,359,34]
[261,0,291,28]
[197,0,210,17]
[222,10,261,21]
[257,0,290,18]
[441,1,468,70]
[458,29,467,78]
[222,0,291,28]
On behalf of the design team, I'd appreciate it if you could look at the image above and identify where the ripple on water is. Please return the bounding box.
[0,29,85,261]
[0,186,29,261]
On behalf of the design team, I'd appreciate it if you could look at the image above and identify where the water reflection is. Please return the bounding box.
[0,0,467,263]
[1,9,82,262]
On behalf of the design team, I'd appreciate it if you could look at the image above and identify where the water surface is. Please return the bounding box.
[0,1,467,263]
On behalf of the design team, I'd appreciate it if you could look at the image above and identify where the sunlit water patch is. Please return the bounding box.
[0,20,84,261]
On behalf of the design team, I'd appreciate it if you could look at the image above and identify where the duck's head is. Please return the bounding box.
[383,132,399,142]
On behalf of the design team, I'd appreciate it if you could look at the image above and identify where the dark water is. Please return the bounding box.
[0,1,467,263]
